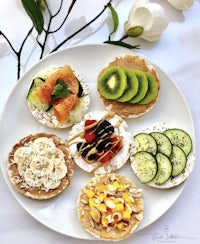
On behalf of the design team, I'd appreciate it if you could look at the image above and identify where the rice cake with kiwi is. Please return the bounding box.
[97,55,160,118]
[77,173,144,241]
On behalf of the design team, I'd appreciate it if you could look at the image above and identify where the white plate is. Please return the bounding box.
[0,44,195,240]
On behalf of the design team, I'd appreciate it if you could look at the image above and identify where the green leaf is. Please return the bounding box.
[108,4,119,40]
[104,40,140,49]
[51,80,70,100]
[36,0,47,11]
[21,0,44,34]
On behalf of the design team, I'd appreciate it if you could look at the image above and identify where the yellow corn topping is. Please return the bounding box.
[113,203,124,212]
[112,181,125,190]
[89,198,96,208]
[87,189,95,198]
[117,222,124,230]
[122,192,132,202]
[86,180,140,230]
[97,203,107,213]
[101,213,108,227]
[90,209,100,223]
[122,210,131,221]
[96,193,106,202]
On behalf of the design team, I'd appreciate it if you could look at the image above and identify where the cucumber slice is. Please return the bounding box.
[26,78,51,111]
[133,151,157,183]
[134,133,157,155]
[164,128,192,156]
[170,145,187,177]
[150,132,172,157]
[152,152,172,185]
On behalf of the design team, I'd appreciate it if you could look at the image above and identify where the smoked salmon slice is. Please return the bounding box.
[34,65,79,123]
[53,94,79,123]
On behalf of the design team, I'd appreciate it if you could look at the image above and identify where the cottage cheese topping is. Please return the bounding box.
[13,137,68,190]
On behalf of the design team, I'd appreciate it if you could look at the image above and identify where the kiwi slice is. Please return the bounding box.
[129,70,148,104]
[117,68,139,102]
[138,73,159,104]
[98,66,127,100]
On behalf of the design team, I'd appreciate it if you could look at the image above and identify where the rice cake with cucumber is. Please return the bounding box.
[129,122,195,189]
[97,55,160,118]
[26,65,90,129]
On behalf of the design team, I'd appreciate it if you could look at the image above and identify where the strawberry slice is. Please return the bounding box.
[85,119,97,127]
[100,151,113,164]
[111,136,122,153]
[84,120,97,143]
[85,131,96,143]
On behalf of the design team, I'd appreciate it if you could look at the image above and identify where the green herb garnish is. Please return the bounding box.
[51,79,70,101]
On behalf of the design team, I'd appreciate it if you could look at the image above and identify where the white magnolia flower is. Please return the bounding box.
[166,0,194,11]
[124,0,169,42]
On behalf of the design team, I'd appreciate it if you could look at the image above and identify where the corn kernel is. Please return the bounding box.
[122,192,133,203]
[89,198,96,208]
[113,181,125,190]
[117,222,124,230]
[123,210,131,221]
[124,204,132,213]
[90,210,100,223]
[97,203,107,213]
[101,213,108,227]
[126,201,134,207]
[87,189,95,198]
[96,193,106,202]
[96,184,106,193]
[113,198,120,204]
[112,203,124,213]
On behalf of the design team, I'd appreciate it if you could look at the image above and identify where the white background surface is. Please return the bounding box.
[0,0,200,243]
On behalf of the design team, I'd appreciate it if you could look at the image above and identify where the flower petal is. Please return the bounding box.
[133,7,153,31]
[124,2,169,42]
[126,0,147,26]
[140,16,169,41]
[166,0,194,11]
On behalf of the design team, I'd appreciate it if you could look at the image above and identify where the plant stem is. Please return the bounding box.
[0,31,18,55]
[47,0,77,34]
[39,0,77,58]
[1,27,33,79]
[18,27,34,78]
[51,0,113,53]
[0,0,114,79]
[119,33,128,41]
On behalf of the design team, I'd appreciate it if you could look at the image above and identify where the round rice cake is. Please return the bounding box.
[77,173,144,241]
[130,122,195,189]
[97,55,160,118]
[67,111,132,174]
[8,133,74,200]
[27,65,90,129]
